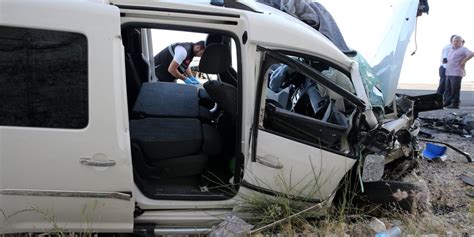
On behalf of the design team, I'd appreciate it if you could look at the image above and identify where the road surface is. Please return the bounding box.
[397,83,474,107]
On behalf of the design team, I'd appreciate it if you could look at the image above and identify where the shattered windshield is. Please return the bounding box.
[351,54,385,109]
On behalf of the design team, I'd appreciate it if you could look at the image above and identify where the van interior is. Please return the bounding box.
[122,26,241,200]
[122,26,360,201]
[261,55,358,155]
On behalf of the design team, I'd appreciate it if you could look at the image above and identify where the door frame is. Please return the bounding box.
[243,45,361,200]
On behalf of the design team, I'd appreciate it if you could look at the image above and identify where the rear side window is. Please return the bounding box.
[0,26,88,129]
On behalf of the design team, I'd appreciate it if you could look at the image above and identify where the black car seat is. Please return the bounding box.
[201,43,237,118]
[200,43,237,162]
[129,43,233,179]
[123,28,150,111]
[130,118,221,178]
[125,54,143,112]
[133,82,201,118]
[128,29,150,83]
[204,34,238,87]
[131,43,235,121]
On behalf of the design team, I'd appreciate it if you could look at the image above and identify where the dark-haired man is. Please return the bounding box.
[154,41,205,84]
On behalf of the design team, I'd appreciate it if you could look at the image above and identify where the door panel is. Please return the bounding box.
[243,47,358,201]
[0,0,133,233]
[245,130,355,200]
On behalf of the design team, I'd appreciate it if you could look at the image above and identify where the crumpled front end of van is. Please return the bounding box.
[255,0,434,207]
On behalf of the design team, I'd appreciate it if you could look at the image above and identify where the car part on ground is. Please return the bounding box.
[460,174,474,186]
[419,138,472,163]
[419,112,474,137]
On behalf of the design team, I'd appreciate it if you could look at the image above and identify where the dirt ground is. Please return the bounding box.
[412,107,474,234]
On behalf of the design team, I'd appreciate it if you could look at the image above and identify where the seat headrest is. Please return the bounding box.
[206,34,223,46]
[199,44,231,74]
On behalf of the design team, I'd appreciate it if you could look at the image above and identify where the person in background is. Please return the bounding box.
[444,35,474,108]
[154,41,206,85]
[437,35,456,101]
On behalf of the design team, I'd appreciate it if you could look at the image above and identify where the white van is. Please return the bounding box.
[0,0,434,234]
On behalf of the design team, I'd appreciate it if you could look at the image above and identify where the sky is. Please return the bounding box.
[398,0,474,85]
[152,30,206,55]
[151,0,474,87]
[320,0,474,86]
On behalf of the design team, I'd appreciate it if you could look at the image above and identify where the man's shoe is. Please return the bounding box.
[447,104,459,109]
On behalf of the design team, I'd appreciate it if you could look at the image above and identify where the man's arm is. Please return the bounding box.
[185,67,194,77]
[441,45,451,63]
[461,51,474,66]
[460,51,474,77]
[168,45,188,81]
[168,60,187,81]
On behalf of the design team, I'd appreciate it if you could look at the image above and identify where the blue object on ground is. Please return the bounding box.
[375,226,401,237]
[422,142,447,160]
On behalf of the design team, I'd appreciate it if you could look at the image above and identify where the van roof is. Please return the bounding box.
[110,0,353,70]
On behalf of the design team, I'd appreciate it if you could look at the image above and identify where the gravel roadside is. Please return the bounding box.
[415,107,474,233]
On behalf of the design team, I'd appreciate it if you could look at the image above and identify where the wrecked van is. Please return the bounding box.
[0,0,434,234]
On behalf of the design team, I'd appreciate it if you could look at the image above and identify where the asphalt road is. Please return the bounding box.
[397,83,474,107]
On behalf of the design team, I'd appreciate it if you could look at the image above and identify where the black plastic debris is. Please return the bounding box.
[419,112,474,137]
[460,174,474,186]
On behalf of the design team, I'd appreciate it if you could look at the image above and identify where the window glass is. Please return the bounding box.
[262,53,356,151]
[150,29,238,83]
[265,58,355,117]
[0,26,88,128]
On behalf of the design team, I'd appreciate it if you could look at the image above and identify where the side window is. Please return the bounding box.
[149,29,238,85]
[261,54,356,151]
[0,26,88,129]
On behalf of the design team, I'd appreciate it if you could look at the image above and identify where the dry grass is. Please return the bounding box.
[1,204,98,237]
[236,161,470,236]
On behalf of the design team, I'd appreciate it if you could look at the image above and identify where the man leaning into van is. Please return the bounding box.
[154,41,205,85]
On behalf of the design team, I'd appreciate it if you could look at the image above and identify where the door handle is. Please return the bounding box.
[256,155,283,169]
[80,158,116,167]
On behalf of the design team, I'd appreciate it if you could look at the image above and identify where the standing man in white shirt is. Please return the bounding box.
[437,35,456,100]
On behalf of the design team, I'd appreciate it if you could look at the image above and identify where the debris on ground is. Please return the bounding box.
[419,112,474,137]
[209,215,253,237]
[422,143,447,161]
[375,226,401,237]
[414,108,474,234]
[419,138,473,162]
[369,217,387,233]
[460,174,474,186]
[466,189,474,198]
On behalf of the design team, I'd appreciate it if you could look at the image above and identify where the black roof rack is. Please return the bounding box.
[210,0,224,6]
[211,0,262,14]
